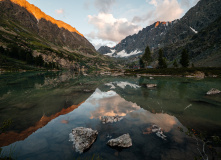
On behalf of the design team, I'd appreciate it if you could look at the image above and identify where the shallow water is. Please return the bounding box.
[0,72,221,160]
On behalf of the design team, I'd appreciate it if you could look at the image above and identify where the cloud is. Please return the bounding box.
[94,0,116,13]
[132,11,153,23]
[133,0,183,23]
[154,0,183,21]
[180,0,190,7]
[87,13,141,42]
[55,9,64,15]
[148,0,158,6]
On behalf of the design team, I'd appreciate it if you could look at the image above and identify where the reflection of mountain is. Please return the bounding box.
[100,78,221,135]
[88,89,140,119]
[88,88,185,144]
[0,102,82,147]
[0,72,104,147]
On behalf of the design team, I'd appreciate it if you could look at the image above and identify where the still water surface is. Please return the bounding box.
[0,72,220,160]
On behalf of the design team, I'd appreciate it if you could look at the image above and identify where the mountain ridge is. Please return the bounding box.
[0,0,95,52]
[98,0,221,64]
[8,0,84,37]
[0,0,115,71]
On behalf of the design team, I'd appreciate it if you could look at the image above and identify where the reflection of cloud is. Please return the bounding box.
[129,109,186,143]
[129,109,179,132]
[88,89,140,119]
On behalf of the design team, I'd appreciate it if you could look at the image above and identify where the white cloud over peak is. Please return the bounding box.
[94,0,116,13]
[134,0,183,23]
[155,0,183,21]
[148,0,158,6]
[87,13,141,43]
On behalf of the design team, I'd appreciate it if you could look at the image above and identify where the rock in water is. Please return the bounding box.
[146,84,157,88]
[143,124,167,140]
[101,116,123,124]
[206,88,221,95]
[107,133,132,148]
[69,127,98,153]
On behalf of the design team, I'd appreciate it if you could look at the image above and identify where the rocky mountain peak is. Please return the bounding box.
[154,21,167,28]
[9,0,83,37]
[98,0,221,59]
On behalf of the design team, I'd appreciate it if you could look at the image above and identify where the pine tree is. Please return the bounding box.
[141,45,152,67]
[158,49,167,68]
[139,59,144,68]
[173,60,178,68]
[180,49,189,68]
[26,52,33,64]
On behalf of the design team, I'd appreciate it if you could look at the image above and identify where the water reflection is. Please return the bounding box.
[0,72,102,147]
[0,103,82,147]
[0,74,220,160]
[88,89,140,119]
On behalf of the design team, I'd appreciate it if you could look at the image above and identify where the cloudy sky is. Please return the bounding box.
[26,0,199,49]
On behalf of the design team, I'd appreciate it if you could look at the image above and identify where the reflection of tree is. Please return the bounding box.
[138,77,145,86]
[156,80,166,97]
[178,82,188,99]
[138,77,149,99]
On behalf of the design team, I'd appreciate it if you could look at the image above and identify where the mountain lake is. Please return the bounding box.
[0,72,221,160]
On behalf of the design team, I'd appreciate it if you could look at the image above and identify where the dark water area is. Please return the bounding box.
[0,72,221,160]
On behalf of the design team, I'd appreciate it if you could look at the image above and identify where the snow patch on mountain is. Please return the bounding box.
[190,27,198,34]
[104,49,116,56]
[115,49,141,58]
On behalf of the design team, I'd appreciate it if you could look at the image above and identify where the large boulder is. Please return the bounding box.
[107,133,132,148]
[206,88,221,95]
[101,116,123,124]
[69,127,98,153]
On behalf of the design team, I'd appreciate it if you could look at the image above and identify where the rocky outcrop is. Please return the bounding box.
[206,88,221,95]
[69,127,98,153]
[146,84,157,88]
[186,71,205,79]
[101,116,123,124]
[107,133,132,148]
[97,46,112,55]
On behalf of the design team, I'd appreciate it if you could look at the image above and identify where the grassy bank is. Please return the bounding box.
[125,67,221,77]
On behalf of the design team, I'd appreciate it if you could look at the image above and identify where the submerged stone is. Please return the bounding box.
[146,84,157,88]
[206,88,221,95]
[69,127,98,153]
[101,116,123,124]
[107,133,132,148]
[143,124,167,140]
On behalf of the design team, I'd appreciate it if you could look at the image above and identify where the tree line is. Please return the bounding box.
[139,46,189,69]
[0,45,59,69]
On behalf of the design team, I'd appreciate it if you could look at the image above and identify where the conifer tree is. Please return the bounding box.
[141,45,152,67]
[173,60,178,68]
[158,49,167,68]
[139,59,144,68]
[180,49,189,68]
